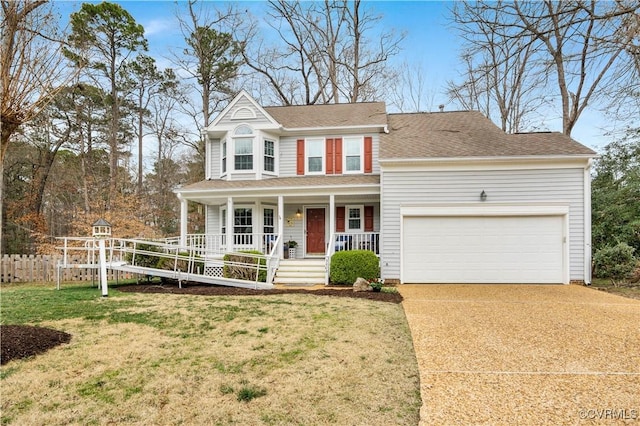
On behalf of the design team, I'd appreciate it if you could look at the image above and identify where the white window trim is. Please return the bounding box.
[343,136,364,174]
[220,139,227,177]
[232,206,254,234]
[232,124,256,173]
[345,204,364,233]
[305,138,325,175]
[263,206,276,234]
[263,138,277,175]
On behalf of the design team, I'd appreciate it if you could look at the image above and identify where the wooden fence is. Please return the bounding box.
[1,254,134,283]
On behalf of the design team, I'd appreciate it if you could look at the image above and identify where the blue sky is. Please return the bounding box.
[53,0,617,150]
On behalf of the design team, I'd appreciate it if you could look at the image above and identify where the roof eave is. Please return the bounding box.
[280,124,387,134]
[379,154,597,165]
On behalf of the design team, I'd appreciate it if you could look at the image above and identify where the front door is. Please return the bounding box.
[306,208,325,255]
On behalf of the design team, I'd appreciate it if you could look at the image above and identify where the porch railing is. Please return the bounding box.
[172,233,279,256]
[332,232,380,255]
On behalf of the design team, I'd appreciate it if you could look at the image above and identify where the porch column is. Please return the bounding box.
[278,195,284,258]
[226,197,234,252]
[178,194,188,246]
[329,194,335,242]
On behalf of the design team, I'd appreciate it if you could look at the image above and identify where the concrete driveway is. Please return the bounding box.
[398,285,640,425]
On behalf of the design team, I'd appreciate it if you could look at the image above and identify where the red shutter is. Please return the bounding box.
[326,138,334,174]
[364,206,374,232]
[364,136,373,173]
[296,139,305,175]
[335,138,343,174]
[336,206,345,232]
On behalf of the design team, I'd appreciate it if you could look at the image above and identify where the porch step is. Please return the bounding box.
[274,259,326,286]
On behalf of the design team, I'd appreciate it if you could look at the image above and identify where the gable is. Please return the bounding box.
[208,90,280,130]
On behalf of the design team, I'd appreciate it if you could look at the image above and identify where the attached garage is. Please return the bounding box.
[401,205,569,284]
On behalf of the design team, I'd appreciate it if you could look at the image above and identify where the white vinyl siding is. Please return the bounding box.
[380,167,586,282]
[207,139,220,179]
[205,205,218,235]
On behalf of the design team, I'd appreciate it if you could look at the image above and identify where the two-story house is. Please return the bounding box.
[175,90,596,286]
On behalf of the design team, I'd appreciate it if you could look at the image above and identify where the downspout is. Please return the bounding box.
[584,159,593,285]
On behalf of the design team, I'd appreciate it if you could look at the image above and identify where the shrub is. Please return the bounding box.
[223,250,267,282]
[330,250,379,285]
[593,242,637,286]
[157,251,204,274]
[126,243,162,268]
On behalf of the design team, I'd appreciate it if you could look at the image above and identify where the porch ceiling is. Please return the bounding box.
[176,175,380,205]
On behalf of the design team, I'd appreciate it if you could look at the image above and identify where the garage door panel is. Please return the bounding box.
[402,216,564,284]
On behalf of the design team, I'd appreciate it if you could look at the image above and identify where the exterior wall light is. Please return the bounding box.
[480,190,487,201]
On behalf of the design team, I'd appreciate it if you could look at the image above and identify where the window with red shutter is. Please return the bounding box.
[335,138,343,174]
[364,136,373,173]
[336,206,345,232]
[326,138,334,174]
[364,205,374,232]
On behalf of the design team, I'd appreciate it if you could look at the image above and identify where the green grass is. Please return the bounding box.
[0,282,134,325]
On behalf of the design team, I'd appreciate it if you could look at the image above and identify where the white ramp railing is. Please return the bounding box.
[56,236,276,290]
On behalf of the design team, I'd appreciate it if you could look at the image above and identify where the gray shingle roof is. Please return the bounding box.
[380,111,596,159]
[264,102,387,129]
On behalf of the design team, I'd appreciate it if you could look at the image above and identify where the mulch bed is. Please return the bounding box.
[1,283,401,366]
[117,282,404,303]
[1,325,71,365]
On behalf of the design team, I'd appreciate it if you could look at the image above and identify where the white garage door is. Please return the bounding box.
[402,215,564,283]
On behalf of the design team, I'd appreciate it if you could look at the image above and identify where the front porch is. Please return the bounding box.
[176,187,381,260]
[174,175,382,284]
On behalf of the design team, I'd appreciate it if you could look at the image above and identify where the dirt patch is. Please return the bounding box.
[1,325,71,365]
[591,284,640,300]
[117,282,404,303]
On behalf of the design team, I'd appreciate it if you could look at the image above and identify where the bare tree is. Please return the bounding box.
[448,1,547,133]
[449,0,640,136]
[242,0,404,105]
[388,61,436,113]
[1,0,78,252]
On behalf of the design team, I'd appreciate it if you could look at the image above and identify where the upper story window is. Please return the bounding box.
[297,136,372,176]
[306,138,324,174]
[233,125,254,171]
[344,136,363,173]
[221,139,227,174]
[264,140,275,173]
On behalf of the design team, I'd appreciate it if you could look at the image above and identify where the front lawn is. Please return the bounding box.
[0,282,421,425]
